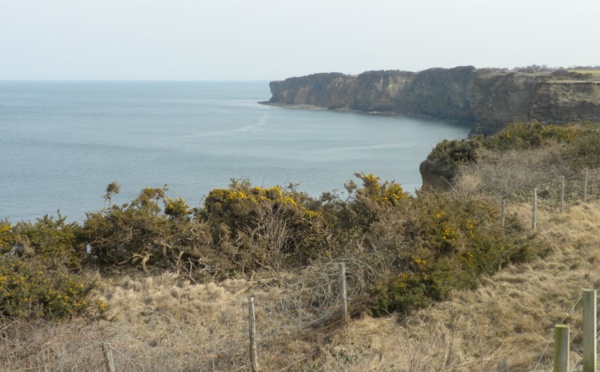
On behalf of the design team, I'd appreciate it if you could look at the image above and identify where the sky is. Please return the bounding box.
[1,0,599,81]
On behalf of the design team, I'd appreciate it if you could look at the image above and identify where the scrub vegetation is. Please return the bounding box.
[2,121,600,370]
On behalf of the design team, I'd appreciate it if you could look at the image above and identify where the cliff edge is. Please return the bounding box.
[264,67,600,134]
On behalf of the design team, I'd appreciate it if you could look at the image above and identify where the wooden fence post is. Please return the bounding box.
[583,289,597,372]
[532,188,537,230]
[584,169,589,203]
[248,297,259,372]
[497,358,508,372]
[553,324,569,372]
[501,199,506,227]
[339,263,348,322]
[560,176,565,214]
[102,343,116,372]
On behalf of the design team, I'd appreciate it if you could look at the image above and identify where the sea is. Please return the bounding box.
[0,81,471,223]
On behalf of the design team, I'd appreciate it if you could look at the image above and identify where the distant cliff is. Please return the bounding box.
[264,67,600,134]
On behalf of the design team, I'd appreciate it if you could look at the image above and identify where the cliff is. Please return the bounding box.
[264,67,600,134]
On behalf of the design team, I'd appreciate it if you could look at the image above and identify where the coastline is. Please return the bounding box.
[259,100,475,131]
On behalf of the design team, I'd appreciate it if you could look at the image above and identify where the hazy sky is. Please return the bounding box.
[2,0,599,81]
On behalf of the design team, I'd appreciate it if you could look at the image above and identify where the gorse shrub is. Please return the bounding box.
[426,121,581,168]
[84,186,215,276]
[427,138,480,165]
[0,215,85,269]
[424,122,600,199]
[0,257,94,319]
[200,180,331,272]
[164,197,191,219]
[483,121,578,151]
[366,191,534,315]
[562,122,600,169]
[0,217,96,319]
[318,173,409,234]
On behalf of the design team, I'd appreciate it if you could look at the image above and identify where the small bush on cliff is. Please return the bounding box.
[427,138,480,165]
[483,121,578,151]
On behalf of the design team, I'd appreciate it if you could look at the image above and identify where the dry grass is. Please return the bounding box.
[0,258,376,371]
[454,145,600,208]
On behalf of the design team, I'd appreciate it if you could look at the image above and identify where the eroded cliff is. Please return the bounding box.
[264,67,600,134]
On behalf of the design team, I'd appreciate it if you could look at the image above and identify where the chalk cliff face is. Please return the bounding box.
[265,67,600,134]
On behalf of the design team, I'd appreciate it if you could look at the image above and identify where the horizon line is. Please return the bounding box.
[0,79,272,83]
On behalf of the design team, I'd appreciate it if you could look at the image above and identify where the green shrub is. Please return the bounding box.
[483,121,578,151]
[0,256,94,319]
[319,173,409,234]
[562,123,600,169]
[427,138,480,165]
[2,215,85,269]
[199,180,331,271]
[366,192,535,315]
[84,186,214,277]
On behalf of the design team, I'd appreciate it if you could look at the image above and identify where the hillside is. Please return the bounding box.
[2,122,600,371]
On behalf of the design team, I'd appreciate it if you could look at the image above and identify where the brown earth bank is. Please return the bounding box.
[263,67,600,134]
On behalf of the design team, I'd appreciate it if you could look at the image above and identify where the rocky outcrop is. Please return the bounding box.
[530,81,600,123]
[419,159,456,191]
[264,67,600,134]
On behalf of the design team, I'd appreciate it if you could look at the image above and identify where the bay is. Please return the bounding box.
[0,81,470,222]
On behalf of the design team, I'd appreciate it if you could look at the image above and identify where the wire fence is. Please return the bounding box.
[0,258,376,371]
[499,169,600,371]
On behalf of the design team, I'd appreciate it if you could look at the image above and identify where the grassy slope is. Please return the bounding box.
[570,70,600,79]
[1,200,598,371]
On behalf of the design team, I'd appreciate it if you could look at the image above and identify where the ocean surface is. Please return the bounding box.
[0,81,470,222]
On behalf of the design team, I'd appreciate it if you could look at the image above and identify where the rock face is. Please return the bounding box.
[265,67,600,134]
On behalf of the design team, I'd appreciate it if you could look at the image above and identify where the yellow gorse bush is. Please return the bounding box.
[0,257,93,319]
[164,197,191,218]
[356,173,408,205]
[206,185,298,208]
[0,221,11,247]
[368,190,535,316]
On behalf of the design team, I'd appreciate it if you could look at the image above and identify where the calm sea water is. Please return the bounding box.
[0,81,470,222]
